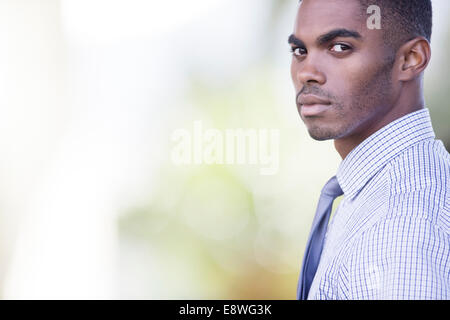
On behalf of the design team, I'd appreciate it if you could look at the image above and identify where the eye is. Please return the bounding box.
[330,43,352,53]
[291,46,307,57]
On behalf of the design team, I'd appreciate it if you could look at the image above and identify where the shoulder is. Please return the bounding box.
[339,215,449,299]
[384,139,450,232]
[336,140,450,299]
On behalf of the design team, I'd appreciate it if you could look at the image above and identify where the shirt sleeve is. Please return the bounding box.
[338,215,450,299]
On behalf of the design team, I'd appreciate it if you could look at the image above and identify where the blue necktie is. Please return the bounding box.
[297,175,343,300]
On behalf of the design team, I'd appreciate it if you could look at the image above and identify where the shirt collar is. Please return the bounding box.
[336,108,436,200]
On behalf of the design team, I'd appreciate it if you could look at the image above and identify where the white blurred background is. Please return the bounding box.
[0,0,448,299]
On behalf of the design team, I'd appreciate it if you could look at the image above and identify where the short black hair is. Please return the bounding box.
[298,0,433,50]
[358,0,432,49]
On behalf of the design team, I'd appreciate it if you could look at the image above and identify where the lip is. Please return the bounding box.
[300,104,331,117]
[298,94,331,117]
[298,94,331,106]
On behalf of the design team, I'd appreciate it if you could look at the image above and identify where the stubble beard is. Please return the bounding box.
[304,59,394,142]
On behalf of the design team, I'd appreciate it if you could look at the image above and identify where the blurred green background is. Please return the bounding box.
[117,0,450,299]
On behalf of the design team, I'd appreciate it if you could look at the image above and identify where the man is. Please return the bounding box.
[289,0,449,299]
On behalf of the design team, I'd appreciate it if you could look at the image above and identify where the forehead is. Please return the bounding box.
[294,0,366,37]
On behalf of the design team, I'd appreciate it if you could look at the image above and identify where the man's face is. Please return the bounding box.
[290,0,396,141]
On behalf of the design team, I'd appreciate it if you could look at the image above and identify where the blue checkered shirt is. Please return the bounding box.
[308,108,450,299]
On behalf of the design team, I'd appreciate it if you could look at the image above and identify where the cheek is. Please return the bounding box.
[290,59,301,91]
[328,57,387,104]
[330,60,368,91]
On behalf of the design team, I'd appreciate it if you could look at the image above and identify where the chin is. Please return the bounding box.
[309,134,334,141]
[307,127,340,141]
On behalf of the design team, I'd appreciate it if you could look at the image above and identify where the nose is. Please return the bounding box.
[291,57,326,87]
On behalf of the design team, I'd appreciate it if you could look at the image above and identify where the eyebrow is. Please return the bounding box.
[316,28,362,45]
[288,28,362,47]
[288,34,305,47]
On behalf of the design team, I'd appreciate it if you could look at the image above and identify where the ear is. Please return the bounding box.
[397,37,431,81]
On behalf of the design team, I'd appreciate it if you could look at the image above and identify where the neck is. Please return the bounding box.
[334,85,425,160]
